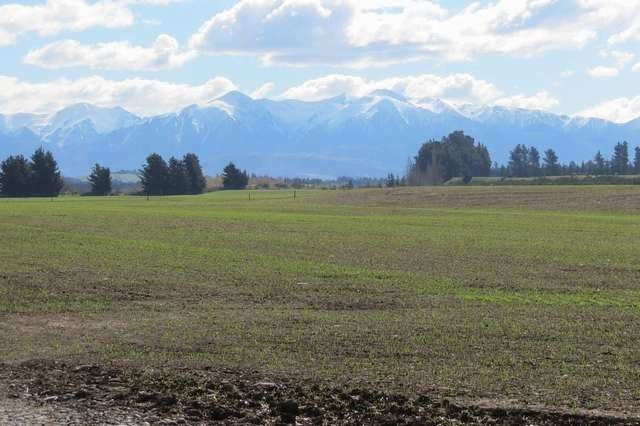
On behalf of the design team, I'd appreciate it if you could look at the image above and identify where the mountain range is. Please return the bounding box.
[1,90,638,178]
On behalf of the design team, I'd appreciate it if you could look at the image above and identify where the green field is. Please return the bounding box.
[1,186,640,414]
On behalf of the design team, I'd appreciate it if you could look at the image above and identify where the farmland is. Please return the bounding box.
[1,186,640,423]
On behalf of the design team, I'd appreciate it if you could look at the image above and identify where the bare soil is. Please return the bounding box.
[1,362,638,425]
[315,186,640,213]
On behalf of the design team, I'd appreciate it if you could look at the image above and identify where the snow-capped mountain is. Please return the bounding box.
[41,103,140,138]
[0,103,141,143]
[0,91,637,177]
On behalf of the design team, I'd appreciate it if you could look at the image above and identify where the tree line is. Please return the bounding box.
[501,142,640,178]
[396,132,640,186]
[0,148,251,197]
[3,135,639,196]
[138,153,248,194]
[139,153,207,195]
[0,148,63,197]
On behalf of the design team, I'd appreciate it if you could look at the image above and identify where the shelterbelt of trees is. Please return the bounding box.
[403,131,640,186]
[0,148,251,197]
[0,148,63,197]
[139,154,248,195]
[0,150,215,197]
[139,153,207,196]
[2,132,639,196]
[499,141,640,178]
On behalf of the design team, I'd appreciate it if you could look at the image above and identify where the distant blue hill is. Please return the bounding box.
[1,91,638,177]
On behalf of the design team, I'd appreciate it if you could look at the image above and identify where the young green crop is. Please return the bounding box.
[1,186,639,411]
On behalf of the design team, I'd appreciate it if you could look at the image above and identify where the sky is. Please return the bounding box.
[1,0,640,123]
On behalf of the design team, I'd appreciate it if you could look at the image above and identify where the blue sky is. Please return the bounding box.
[1,0,640,122]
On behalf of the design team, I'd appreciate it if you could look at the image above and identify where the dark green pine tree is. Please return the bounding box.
[0,155,33,197]
[222,162,249,190]
[472,144,492,177]
[30,148,64,197]
[140,153,169,195]
[183,153,206,194]
[385,173,396,187]
[413,139,444,184]
[543,149,560,176]
[168,157,190,195]
[594,151,607,175]
[611,141,630,175]
[509,144,530,177]
[88,163,112,196]
[528,146,541,177]
[634,146,640,174]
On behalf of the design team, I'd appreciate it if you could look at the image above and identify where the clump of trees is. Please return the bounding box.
[407,131,491,185]
[385,173,405,187]
[140,153,206,195]
[502,141,640,177]
[222,162,249,190]
[88,163,112,195]
[0,148,63,197]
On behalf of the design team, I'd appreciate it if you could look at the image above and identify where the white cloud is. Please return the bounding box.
[588,66,619,78]
[494,91,559,110]
[190,0,356,66]
[633,63,640,73]
[603,1,640,44]
[279,73,554,110]
[251,82,276,99]
[587,50,635,78]
[611,50,635,68]
[188,0,640,67]
[579,96,640,123]
[281,75,370,101]
[0,0,182,46]
[0,71,563,117]
[0,75,237,116]
[0,70,570,120]
[0,0,133,46]
[608,23,640,44]
[373,74,502,105]
[348,0,589,61]
[123,0,184,4]
[24,36,196,71]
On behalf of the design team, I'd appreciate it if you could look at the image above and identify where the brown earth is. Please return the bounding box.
[313,186,640,213]
[1,361,638,425]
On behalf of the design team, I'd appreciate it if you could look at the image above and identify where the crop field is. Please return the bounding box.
[1,186,640,422]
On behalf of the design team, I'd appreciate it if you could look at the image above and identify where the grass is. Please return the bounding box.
[1,186,640,413]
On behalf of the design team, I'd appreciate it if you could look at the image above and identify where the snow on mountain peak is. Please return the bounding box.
[215,91,255,106]
[367,89,407,102]
[203,100,236,120]
[1,91,639,178]
[0,113,48,133]
[43,103,140,136]
[413,98,458,114]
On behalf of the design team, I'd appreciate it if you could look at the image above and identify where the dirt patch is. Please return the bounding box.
[314,186,640,213]
[1,361,637,425]
[0,397,144,425]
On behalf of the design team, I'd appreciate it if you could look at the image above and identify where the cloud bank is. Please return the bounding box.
[0,75,237,116]
[0,0,134,46]
[24,36,196,71]
[579,96,640,124]
[188,0,640,67]
[281,74,558,110]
